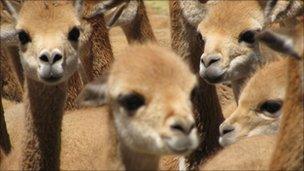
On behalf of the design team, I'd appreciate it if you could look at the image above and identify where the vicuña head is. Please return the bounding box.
[77,43,199,156]
[219,59,288,146]
[1,0,88,85]
[197,1,266,85]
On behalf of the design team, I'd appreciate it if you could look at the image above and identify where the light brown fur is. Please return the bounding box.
[269,5,303,169]
[169,1,224,169]
[2,44,199,170]
[270,56,303,170]
[197,1,281,100]
[113,0,156,43]
[220,59,288,146]
[0,1,86,170]
[200,135,275,170]
[0,2,23,102]
[1,1,114,110]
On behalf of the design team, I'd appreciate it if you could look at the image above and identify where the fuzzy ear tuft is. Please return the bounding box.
[0,23,17,40]
[104,2,128,28]
[74,0,84,18]
[76,75,109,107]
[257,30,301,59]
[85,0,127,19]
[263,0,304,24]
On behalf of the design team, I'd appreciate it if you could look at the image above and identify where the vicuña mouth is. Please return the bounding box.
[41,75,62,83]
[162,136,193,154]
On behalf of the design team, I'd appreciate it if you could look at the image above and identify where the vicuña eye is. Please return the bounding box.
[259,100,282,118]
[18,30,31,45]
[239,30,256,44]
[198,0,208,3]
[68,27,80,42]
[118,93,145,115]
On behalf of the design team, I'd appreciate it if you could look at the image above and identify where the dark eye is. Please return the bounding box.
[239,30,256,44]
[118,93,145,114]
[18,30,31,45]
[198,0,208,3]
[68,27,80,42]
[259,100,282,117]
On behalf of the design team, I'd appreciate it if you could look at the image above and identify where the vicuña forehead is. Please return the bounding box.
[199,1,263,35]
[17,1,79,33]
[108,44,196,95]
[239,59,288,104]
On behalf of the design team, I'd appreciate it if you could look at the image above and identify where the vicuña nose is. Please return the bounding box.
[220,123,235,136]
[170,119,195,135]
[202,55,221,67]
[39,50,63,65]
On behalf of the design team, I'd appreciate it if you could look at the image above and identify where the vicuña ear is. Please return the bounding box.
[76,73,109,107]
[256,30,301,59]
[104,2,128,28]
[263,0,303,24]
[0,23,17,41]
[74,0,84,18]
[85,0,127,19]
[1,0,20,21]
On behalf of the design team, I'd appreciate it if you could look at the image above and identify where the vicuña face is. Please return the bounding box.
[16,1,84,85]
[108,45,199,155]
[197,1,264,84]
[219,60,287,147]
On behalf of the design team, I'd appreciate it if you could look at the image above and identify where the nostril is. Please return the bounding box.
[53,54,62,64]
[39,55,49,63]
[170,124,186,134]
[208,58,220,66]
[201,58,205,66]
[203,56,221,67]
[222,127,235,135]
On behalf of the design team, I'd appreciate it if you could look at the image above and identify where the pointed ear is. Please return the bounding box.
[0,23,17,41]
[104,2,128,28]
[76,73,109,107]
[74,0,84,18]
[262,0,303,24]
[85,0,127,19]
[1,0,20,21]
[256,30,300,59]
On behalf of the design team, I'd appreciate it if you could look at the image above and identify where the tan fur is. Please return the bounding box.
[200,136,275,170]
[0,65,12,161]
[1,1,114,110]
[117,0,156,43]
[0,2,23,102]
[216,84,235,114]
[197,1,280,100]
[222,101,237,119]
[220,59,288,146]
[270,56,303,170]
[269,7,303,169]
[0,1,86,169]
[2,44,199,170]
[0,48,23,102]
[169,1,224,169]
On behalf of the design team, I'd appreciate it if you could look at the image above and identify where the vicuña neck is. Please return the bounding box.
[120,143,159,171]
[231,78,247,103]
[22,77,66,170]
[121,1,156,43]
